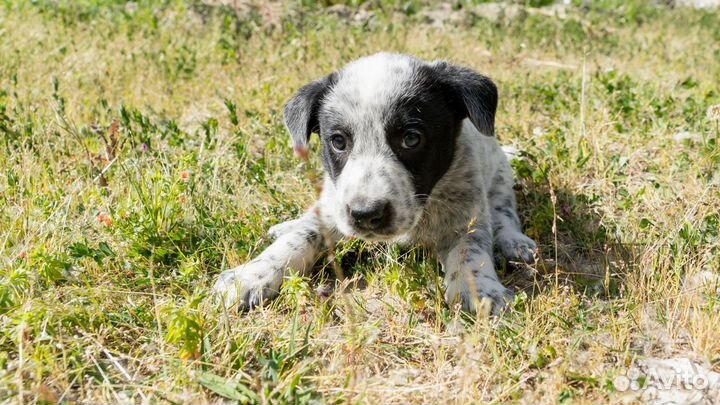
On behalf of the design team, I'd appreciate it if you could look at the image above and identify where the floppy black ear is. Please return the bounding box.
[284,72,337,152]
[433,61,498,136]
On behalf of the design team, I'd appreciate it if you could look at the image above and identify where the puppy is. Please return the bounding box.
[213,53,536,314]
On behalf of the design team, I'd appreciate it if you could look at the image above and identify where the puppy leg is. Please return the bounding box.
[213,210,329,310]
[267,218,304,240]
[488,161,537,263]
[441,222,514,315]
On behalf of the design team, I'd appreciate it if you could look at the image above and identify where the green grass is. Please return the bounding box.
[1,0,719,403]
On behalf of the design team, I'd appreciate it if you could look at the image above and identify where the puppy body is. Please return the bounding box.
[214,53,536,314]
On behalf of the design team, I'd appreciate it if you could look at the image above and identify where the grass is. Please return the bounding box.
[0,0,719,403]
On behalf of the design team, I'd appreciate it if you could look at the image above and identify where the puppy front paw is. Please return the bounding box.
[445,274,514,316]
[212,261,282,310]
[496,231,537,263]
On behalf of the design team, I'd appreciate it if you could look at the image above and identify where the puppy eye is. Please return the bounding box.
[401,132,422,149]
[330,134,347,151]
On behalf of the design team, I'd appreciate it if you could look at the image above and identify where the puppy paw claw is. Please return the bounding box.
[496,231,537,263]
[212,263,281,310]
[445,277,514,316]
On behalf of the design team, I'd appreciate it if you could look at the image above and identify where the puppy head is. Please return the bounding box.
[284,53,497,241]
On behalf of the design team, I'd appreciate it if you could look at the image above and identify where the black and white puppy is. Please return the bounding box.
[214,53,537,314]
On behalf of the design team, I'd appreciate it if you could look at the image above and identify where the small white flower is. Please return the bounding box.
[707,104,720,121]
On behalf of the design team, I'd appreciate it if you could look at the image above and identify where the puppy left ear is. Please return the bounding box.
[284,72,337,157]
[433,61,498,137]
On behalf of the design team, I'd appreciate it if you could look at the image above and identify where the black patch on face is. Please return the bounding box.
[308,58,497,190]
[384,65,467,201]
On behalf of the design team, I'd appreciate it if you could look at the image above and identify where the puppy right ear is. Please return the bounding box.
[431,61,497,137]
[284,72,337,157]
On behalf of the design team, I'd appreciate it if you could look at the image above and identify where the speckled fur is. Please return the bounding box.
[213,53,537,315]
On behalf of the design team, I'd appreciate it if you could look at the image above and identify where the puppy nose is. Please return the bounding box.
[348,200,391,230]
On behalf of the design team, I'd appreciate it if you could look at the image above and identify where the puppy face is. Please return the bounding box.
[284,53,498,241]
